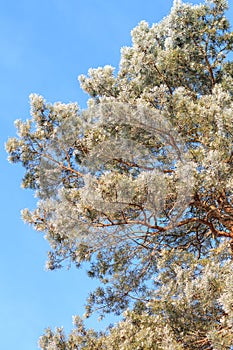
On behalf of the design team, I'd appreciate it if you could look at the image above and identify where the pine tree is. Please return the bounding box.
[6,0,233,348]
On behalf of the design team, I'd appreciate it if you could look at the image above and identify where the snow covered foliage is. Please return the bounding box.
[39,244,233,349]
[6,0,233,348]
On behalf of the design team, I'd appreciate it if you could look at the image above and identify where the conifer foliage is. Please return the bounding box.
[6,0,233,348]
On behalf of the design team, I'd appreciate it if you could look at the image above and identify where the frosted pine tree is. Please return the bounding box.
[6,0,233,348]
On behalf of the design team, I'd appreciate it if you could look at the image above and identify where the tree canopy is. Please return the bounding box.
[6,0,233,348]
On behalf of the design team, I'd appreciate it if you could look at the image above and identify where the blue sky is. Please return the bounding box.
[1,0,232,349]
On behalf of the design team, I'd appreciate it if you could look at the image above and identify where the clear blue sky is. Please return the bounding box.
[1,1,232,349]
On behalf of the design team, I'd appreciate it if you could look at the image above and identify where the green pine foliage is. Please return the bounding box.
[6,0,233,348]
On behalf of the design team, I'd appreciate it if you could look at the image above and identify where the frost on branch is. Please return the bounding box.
[81,101,194,221]
[39,243,233,349]
[9,97,196,265]
[5,0,233,339]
